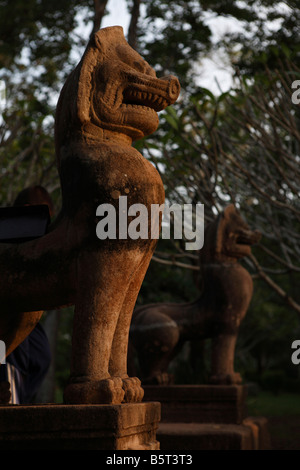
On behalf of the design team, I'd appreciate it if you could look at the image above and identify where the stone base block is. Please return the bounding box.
[0,402,161,450]
[143,385,247,424]
[157,417,271,450]
[243,416,271,450]
[143,385,271,450]
[157,422,254,450]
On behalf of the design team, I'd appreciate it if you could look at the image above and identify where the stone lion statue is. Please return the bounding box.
[129,205,261,385]
[0,26,180,404]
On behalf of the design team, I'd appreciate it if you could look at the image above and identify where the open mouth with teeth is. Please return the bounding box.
[236,229,261,246]
[228,228,261,258]
[122,87,169,112]
[93,72,180,140]
[108,81,176,139]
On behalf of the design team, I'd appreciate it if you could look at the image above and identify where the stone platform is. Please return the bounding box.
[0,402,161,450]
[144,384,247,424]
[143,385,270,450]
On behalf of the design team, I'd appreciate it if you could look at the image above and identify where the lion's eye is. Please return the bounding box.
[133,61,147,73]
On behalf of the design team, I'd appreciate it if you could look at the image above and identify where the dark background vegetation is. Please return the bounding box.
[0,0,299,449]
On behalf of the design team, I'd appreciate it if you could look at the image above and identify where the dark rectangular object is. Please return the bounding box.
[0,204,50,243]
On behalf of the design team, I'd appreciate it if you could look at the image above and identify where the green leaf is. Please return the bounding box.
[164,112,179,130]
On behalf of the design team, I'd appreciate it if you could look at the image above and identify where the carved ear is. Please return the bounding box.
[76,34,102,124]
[93,26,125,52]
[94,31,104,51]
[223,204,236,218]
[214,204,234,253]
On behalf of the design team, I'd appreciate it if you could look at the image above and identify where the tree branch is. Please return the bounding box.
[248,254,300,317]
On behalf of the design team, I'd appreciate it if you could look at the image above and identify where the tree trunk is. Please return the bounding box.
[127,0,141,50]
[90,0,110,37]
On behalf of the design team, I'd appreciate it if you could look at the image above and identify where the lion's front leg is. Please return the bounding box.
[209,333,242,385]
[108,251,153,403]
[63,252,138,405]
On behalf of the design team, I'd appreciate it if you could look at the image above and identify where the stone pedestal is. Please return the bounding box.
[0,402,161,450]
[144,384,247,424]
[143,385,270,450]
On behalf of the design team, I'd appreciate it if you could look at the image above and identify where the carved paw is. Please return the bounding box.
[143,372,174,386]
[63,377,125,404]
[122,377,144,403]
[209,372,243,385]
[156,372,174,385]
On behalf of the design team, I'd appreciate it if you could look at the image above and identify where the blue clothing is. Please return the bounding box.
[0,323,51,404]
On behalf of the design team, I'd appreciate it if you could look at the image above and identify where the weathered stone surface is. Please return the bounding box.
[157,422,254,450]
[143,385,271,450]
[243,416,271,450]
[143,384,247,424]
[0,402,161,450]
[0,26,180,405]
[130,205,261,385]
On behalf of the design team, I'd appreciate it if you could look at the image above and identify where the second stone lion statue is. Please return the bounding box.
[129,205,261,386]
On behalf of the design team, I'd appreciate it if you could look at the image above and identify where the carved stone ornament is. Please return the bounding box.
[130,205,261,386]
[0,26,180,404]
